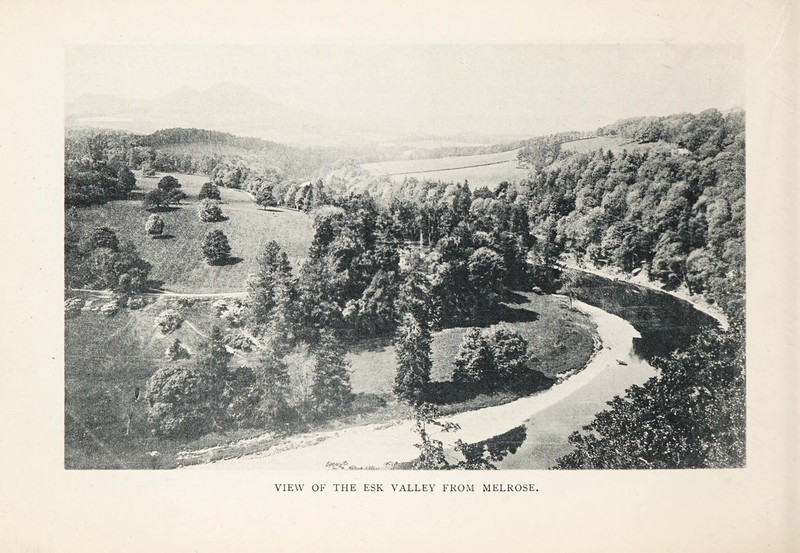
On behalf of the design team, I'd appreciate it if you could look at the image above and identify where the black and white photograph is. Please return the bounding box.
[2,1,797,551]
[64,44,746,471]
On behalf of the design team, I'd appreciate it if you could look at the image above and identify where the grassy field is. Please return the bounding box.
[560,135,662,155]
[361,149,528,190]
[64,293,247,469]
[71,172,314,293]
[347,292,597,396]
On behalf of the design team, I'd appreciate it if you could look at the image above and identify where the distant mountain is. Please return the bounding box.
[65,84,384,147]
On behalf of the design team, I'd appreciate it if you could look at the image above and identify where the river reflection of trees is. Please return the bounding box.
[560,269,717,360]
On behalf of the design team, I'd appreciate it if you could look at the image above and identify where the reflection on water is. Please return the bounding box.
[478,269,717,469]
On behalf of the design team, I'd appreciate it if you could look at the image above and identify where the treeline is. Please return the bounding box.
[64,127,356,207]
[513,109,745,318]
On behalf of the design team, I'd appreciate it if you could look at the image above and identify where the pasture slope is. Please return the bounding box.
[360,149,529,190]
[71,171,314,293]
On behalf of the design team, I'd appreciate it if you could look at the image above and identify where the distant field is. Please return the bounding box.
[361,149,528,190]
[71,172,314,293]
[560,135,659,155]
[348,292,597,396]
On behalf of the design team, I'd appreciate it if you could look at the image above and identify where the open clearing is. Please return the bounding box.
[348,292,597,396]
[560,135,662,155]
[361,149,528,190]
[70,172,314,293]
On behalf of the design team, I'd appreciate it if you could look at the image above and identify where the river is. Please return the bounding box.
[187,270,717,470]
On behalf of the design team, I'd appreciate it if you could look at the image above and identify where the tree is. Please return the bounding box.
[165,188,186,205]
[146,364,213,438]
[157,175,180,192]
[467,247,506,323]
[452,328,495,384]
[255,185,277,209]
[488,327,529,381]
[201,229,231,265]
[198,199,224,222]
[145,214,164,237]
[393,313,432,405]
[141,162,156,177]
[198,182,221,200]
[85,226,119,251]
[253,349,293,429]
[143,189,168,211]
[164,339,190,361]
[247,240,293,327]
[555,321,745,469]
[117,165,137,195]
[311,332,353,418]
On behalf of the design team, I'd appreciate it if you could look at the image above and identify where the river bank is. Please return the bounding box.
[185,299,639,469]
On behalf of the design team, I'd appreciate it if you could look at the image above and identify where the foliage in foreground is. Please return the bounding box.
[555,320,745,469]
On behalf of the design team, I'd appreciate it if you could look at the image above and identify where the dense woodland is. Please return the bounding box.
[65,107,746,469]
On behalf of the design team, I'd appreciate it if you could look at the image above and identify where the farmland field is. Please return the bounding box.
[70,172,314,293]
[560,135,661,154]
[361,149,528,190]
[347,292,597,396]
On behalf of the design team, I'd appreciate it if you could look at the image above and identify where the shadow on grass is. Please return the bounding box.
[491,304,540,324]
[214,256,244,267]
[425,370,556,406]
[152,234,175,240]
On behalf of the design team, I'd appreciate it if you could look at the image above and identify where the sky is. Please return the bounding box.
[66,44,744,137]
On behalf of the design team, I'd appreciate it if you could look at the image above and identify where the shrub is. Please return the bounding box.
[198,199,224,222]
[155,309,184,334]
[223,331,254,352]
[145,214,164,237]
[127,296,147,310]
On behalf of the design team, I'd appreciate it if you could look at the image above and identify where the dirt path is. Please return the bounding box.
[184,300,639,469]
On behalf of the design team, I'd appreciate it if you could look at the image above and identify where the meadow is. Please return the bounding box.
[70,172,314,293]
[347,292,597,397]
[361,149,528,190]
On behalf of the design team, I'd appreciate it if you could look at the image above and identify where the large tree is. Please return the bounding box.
[146,363,213,438]
[393,313,432,405]
[157,175,181,192]
[311,332,353,418]
[201,229,231,265]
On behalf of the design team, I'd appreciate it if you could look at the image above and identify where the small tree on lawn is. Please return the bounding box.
[158,175,181,192]
[198,199,224,222]
[201,229,231,265]
[165,338,190,361]
[199,182,221,200]
[311,332,353,418]
[145,214,164,238]
[255,185,277,209]
[166,188,186,205]
[393,313,432,405]
[143,189,168,211]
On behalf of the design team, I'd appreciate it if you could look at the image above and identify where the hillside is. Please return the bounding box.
[68,172,314,293]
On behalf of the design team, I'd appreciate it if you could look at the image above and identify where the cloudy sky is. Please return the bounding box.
[66,44,743,136]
